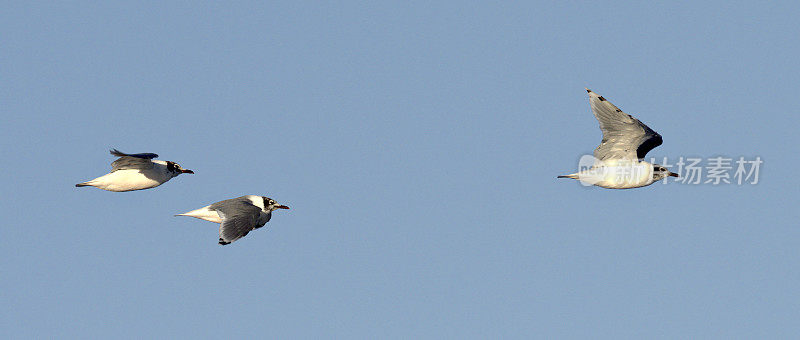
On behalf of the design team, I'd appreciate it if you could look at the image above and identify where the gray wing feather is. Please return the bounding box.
[109,149,158,172]
[110,149,158,159]
[211,197,263,245]
[587,89,662,161]
[254,212,271,229]
[110,157,155,172]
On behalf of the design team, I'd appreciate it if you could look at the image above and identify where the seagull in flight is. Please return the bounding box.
[176,195,290,245]
[76,149,194,192]
[558,89,679,189]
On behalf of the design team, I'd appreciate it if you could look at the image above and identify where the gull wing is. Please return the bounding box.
[110,149,158,159]
[586,89,662,161]
[211,197,263,245]
[109,149,157,172]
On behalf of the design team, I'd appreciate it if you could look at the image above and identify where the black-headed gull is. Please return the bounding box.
[176,195,290,245]
[558,89,679,189]
[76,149,194,192]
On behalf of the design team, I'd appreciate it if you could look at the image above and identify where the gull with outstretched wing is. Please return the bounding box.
[558,89,679,189]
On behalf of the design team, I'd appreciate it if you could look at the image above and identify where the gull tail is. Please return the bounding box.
[175,206,221,223]
[174,212,198,218]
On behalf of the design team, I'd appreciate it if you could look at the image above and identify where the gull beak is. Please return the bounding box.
[668,172,679,177]
[276,205,290,210]
[181,169,195,174]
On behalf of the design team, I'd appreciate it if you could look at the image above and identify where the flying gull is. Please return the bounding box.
[176,195,290,245]
[558,89,679,189]
[76,149,194,192]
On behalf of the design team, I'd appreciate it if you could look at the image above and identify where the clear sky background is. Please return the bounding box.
[2,1,799,338]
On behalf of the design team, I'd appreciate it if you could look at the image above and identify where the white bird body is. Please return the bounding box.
[79,161,175,192]
[564,159,656,189]
[76,149,193,192]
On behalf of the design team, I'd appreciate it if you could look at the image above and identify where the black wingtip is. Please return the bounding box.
[75,183,89,187]
[110,148,125,156]
[219,238,230,245]
[586,88,606,100]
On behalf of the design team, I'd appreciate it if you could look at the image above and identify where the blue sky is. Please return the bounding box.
[2,1,798,338]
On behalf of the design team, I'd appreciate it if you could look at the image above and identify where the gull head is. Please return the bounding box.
[262,197,290,212]
[166,161,194,176]
[652,164,679,181]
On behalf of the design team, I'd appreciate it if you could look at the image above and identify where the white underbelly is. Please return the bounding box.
[90,170,166,192]
[578,162,653,189]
